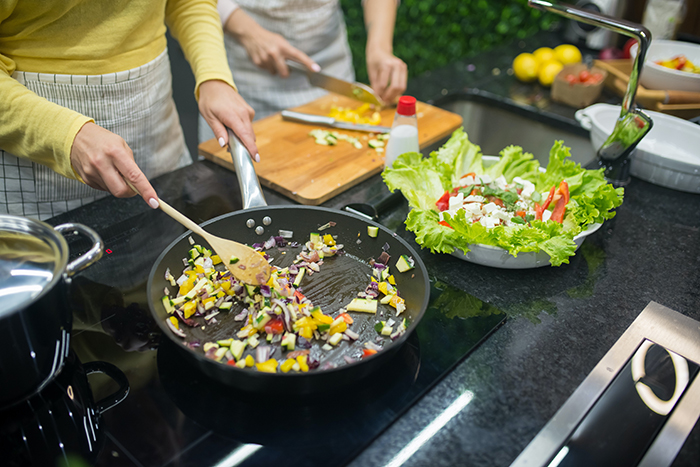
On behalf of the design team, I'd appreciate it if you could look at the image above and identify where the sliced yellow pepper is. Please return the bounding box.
[323,234,336,246]
[280,358,296,373]
[210,254,222,265]
[378,281,389,295]
[245,354,255,367]
[179,277,195,296]
[195,264,205,274]
[256,358,278,373]
[297,355,309,372]
[387,275,396,285]
[169,316,179,329]
[329,321,347,335]
[389,294,405,309]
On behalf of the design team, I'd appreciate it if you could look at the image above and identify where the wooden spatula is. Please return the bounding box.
[126,181,271,285]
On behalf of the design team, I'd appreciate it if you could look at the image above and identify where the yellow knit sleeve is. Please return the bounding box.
[0,54,92,181]
[165,0,237,100]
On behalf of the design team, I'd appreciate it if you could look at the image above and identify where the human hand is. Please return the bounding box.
[366,48,407,104]
[70,122,159,208]
[198,79,259,161]
[224,8,320,77]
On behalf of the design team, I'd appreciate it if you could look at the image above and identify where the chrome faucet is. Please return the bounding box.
[528,0,654,186]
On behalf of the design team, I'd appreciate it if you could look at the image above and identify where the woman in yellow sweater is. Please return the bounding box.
[0,0,258,219]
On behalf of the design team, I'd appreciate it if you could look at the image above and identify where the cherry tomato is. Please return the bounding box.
[565,73,577,85]
[579,70,591,82]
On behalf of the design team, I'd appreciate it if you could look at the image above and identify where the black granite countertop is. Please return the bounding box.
[42,34,700,467]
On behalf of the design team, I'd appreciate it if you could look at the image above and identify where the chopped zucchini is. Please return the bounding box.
[229,255,239,264]
[368,139,384,149]
[329,333,343,346]
[367,226,379,238]
[395,255,415,273]
[161,296,174,314]
[293,267,306,286]
[346,298,378,314]
[217,338,233,347]
[219,301,232,311]
[230,340,246,361]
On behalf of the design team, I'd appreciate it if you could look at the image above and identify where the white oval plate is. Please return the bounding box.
[450,222,602,269]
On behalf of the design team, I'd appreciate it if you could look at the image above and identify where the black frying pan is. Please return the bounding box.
[146,130,430,394]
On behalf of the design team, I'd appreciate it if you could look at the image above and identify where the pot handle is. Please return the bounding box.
[83,361,130,415]
[54,223,104,277]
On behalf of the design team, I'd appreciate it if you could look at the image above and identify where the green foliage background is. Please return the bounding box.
[340,0,557,82]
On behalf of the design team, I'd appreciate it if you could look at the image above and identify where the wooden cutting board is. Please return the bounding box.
[594,59,700,119]
[199,94,463,205]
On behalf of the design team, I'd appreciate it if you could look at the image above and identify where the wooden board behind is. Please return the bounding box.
[199,94,463,205]
[594,59,700,119]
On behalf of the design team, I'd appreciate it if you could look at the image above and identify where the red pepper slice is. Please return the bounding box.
[293,289,306,302]
[362,349,378,358]
[436,190,450,212]
[264,316,284,335]
[541,186,556,211]
[337,312,354,324]
[550,181,570,223]
[438,220,453,229]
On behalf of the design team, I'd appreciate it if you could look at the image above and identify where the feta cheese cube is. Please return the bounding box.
[482,202,498,214]
[448,192,464,210]
[465,195,486,203]
[479,216,497,228]
[495,175,508,190]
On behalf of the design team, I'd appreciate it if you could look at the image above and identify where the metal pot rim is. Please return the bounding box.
[0,214,69,318]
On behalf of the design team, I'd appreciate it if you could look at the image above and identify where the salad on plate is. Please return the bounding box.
[382,128,624,266]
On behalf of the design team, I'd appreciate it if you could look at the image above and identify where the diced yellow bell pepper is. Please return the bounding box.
[297,355,309,372]
[220,282,231,291]
[387,275,396,285]
[389,294,405,309]
[378,281,389,295]
[169,316,179,329]
[311,309,333,325]
[195,264,205,274]
[280,358,296,373]
[183,300,197,319]
[329,321,347,335]
[202,296,217,305]
[216,291,225,298]
[179,278,195,296]
[210,254,222,265]
[298,326,314,340]
[256,358,278,373]
[245,354,255,367]
[323,234,336,246]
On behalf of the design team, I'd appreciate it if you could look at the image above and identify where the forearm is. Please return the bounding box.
[222,8,263,42]
[363,0,398,54]
[0,71,91,180]
[165,0,236,99]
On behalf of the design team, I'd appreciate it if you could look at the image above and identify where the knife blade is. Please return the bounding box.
[281,110,391,133]
[286,60,384,106]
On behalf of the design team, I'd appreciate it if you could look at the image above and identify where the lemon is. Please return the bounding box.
[512,53,539,82]
[533,47,556,67]
[538,60,564,87]
[554,44,582,65]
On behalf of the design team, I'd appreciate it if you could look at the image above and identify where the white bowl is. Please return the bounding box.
[575,103,700,193]
[449,155,602,269]
[631,40,700,92]
[451,223,602,269]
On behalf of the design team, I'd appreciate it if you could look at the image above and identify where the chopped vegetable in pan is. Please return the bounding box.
[161,228,413,373]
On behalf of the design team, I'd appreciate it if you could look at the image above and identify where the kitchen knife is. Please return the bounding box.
[286,60,384,106]
[281,110,391,133]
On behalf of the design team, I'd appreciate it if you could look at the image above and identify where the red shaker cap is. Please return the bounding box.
[396,95,416,116]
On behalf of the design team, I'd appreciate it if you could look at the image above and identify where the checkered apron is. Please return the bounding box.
[198,0,354,142]
[1,50,191,220]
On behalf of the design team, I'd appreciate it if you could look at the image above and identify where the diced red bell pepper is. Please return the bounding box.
[515,210,527,219]
[337,312,354,324]
[264,316,284,335]
[362,349,378,358]
[438,220,453,229]
[293,290,306,302]
[436,190,450,212]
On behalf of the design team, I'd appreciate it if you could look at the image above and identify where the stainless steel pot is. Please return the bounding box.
[0,215,103,409]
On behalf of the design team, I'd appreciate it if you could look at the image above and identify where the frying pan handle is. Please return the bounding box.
[227,127,267,209]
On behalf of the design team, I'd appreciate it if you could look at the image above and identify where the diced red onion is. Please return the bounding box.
[344,329,359,340]
[166,319,186,338]
[233,308,249,321]
[365,341,382,351]
[163,287,170,296]
[378,251,391,265]
[263,236,276,250]
[260,285,271,297]
[256,345,271,363]
[164,268,172,281]
[343,355,357,364]
[175,310,198,327]
[289,264,299,274]
[382,242,390,252]
[204,311,219,321]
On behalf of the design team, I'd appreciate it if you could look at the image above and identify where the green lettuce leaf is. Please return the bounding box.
[381,128,624,266]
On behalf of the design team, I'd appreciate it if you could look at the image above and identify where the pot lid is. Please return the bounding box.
[0,218,66,316]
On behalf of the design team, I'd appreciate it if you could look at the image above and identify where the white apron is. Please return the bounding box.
[198,0,354,142]
[1,50,191,220]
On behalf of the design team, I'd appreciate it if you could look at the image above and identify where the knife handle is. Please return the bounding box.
[281,110,335,127]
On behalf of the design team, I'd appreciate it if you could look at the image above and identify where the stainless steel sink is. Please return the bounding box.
[439,98,596,167]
